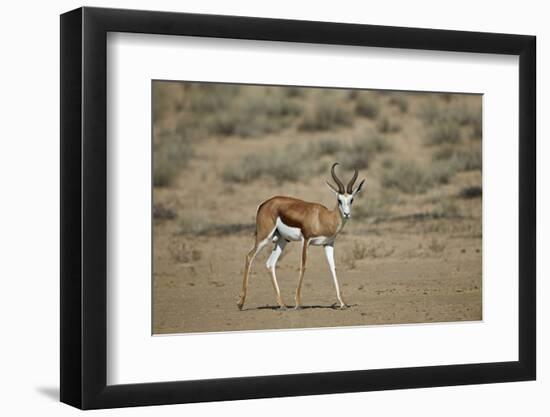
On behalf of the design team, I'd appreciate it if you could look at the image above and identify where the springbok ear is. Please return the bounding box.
[353,179,366,196]
[325,181,340,195]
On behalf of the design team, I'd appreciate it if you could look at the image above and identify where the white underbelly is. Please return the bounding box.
[275,217,331,246]
[276,217,302,241]
[309,236,331,246]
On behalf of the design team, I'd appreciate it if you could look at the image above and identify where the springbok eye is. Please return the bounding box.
[350,198,354,204]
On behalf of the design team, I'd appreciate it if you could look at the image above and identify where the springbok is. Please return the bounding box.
[237,163,365,310]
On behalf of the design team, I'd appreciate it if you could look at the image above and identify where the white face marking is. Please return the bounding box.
[337,193,354,219]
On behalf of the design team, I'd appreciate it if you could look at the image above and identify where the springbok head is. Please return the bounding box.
[325,163,366,219]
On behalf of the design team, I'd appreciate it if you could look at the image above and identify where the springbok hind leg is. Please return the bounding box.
[237,230,273,310]
[266,237,287,309]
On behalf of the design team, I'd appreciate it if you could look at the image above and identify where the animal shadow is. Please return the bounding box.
[246,303,357,311]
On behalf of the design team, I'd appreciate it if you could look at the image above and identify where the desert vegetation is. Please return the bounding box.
[152,82,482,334]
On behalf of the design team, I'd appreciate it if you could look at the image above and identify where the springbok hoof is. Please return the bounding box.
[237,301,244,310]
[339,304,350,310]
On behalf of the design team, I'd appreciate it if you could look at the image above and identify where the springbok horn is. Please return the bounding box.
[331,163,345,194]
[347,168,358,194]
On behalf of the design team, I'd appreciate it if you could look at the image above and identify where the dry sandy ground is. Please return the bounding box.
[153,201,482,334]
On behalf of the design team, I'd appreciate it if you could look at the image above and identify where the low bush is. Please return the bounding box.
[425,120,461,145]
[382,160,456,194]
[153,132,194,187]
[459,186,482,199]
[377,117,401,133]
[432,147,482,172]
[432,200,461,218]
[353,192,397,220]
[340,130,391,169]
[223,147,311,184]
[354,93,380,119]
[309,137,345,156]
[299,98,354,131]
[388,94,409,113]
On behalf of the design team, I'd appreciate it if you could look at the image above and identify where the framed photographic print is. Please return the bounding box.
[60,6,536,409]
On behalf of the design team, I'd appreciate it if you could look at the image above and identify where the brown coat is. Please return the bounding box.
[255,196,341,241]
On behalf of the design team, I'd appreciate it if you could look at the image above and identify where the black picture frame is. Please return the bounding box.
[60,6,536,410]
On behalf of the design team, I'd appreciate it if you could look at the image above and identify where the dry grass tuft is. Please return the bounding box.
[351,241,369,260]
[153,131,194,187]
[432,200,461,219]
[353,192,398,221]
[354,93,380,119]
[340,130,392,170]
[299,96,354,131]
[377,117,401,133]
[382,160,456,194]
[428,238,446,253]
[206,93,302,138]
[388,94,409,113]
[309,137,346,156]
[432,147,482,172]
[425,120,461,145]
[458,186,482,199]
[168,240,202,264]
[223,129,392,184]
[223,147,313,184]
[153,204,177,221]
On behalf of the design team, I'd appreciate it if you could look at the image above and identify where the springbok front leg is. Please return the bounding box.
[265,237,287,309]
[295,238,310,309]
[324,244,348,309]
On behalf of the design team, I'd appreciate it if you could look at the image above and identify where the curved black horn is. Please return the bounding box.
[330,163,345,194]
[347,168,358,194]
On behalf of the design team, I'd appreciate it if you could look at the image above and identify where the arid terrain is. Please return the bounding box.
[152,83,482,334]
